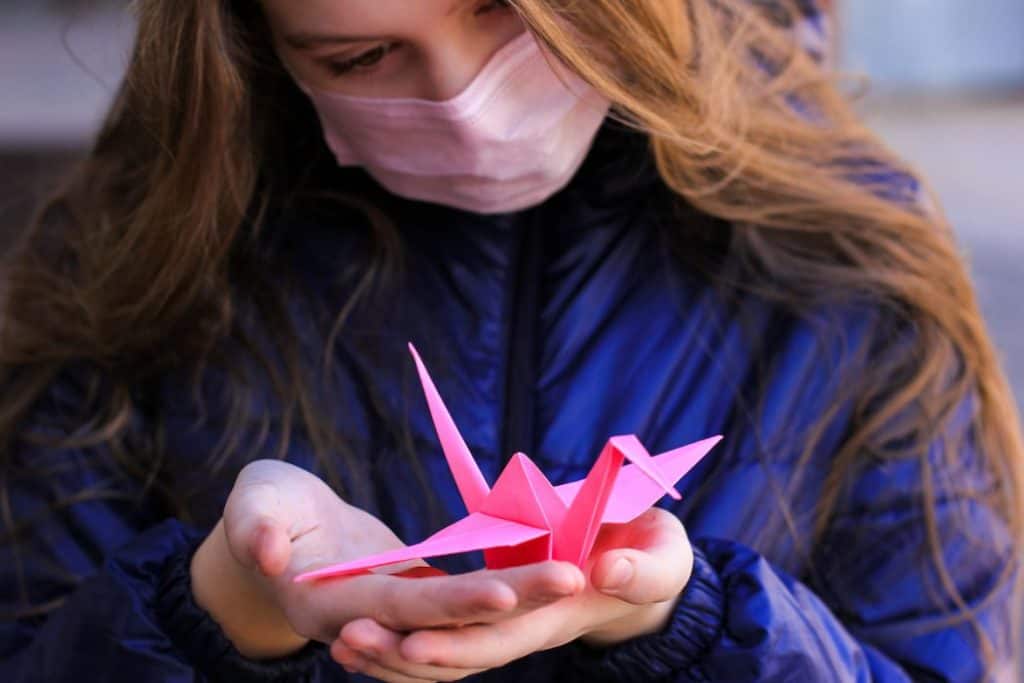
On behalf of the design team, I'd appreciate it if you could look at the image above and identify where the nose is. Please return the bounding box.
[420,25,527,101]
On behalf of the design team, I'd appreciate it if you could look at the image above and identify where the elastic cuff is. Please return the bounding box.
[155,533,327,682]
[568,544,725,682]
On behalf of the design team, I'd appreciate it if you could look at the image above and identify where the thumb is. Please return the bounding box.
[223,471,296,578]
[591,543,693,605]
[246,518,292,578]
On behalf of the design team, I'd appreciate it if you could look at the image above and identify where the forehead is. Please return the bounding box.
[261,0,469,37]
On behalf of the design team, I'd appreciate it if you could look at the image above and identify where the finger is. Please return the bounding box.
[333,639,449,683]
[333,643,434,683]
[330,641,370,675]
[399,613,564,670]
[338,619,483,681]
[345,659,437,683]
[590,510,692,604]
[223,461,316,577]
[364,572,516,629]
[223,482,293,576]
[253,524,292,577]
[234,504,294,578]
[333,641,436,683]
[480,561,586,615]
[352,561,584,630]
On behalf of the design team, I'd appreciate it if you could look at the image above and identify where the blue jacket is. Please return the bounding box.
[1,22,1016,683]
[3,115,1016,682]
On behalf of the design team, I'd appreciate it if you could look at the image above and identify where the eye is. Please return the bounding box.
[325,42,400,78]
[476,0,513,15]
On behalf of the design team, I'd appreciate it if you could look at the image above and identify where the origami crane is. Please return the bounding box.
[294,344,721,583]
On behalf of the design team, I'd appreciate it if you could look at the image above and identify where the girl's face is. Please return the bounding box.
[263,0,527,99]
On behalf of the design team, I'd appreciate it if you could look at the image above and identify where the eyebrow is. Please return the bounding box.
[284,0,476,50]
[284,31,385,49]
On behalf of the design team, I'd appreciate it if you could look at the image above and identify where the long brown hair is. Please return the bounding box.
[3,0,1021,665]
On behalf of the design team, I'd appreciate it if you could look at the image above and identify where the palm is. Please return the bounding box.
[218,460,587,646]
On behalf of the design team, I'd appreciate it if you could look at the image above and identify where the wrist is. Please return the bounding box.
[191,519,310,659]
[580,594,681,648]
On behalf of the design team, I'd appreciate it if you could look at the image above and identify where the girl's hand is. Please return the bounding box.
[191,460,587,660]
[330,507,693,682]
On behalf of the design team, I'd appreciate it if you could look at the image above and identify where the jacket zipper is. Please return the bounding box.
[500,206,544,468]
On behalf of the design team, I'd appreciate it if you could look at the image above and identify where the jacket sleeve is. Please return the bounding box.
[0,375,332,682]
[567,409,1018,682]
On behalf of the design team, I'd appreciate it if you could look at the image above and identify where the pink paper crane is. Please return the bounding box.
[294,344,721,583]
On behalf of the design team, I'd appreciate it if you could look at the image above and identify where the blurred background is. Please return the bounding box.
[837,1,1024,414]
[0,0,1022,408]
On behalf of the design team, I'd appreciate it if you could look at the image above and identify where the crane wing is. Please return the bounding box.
[293,512,549,583]
[554,435,721,524]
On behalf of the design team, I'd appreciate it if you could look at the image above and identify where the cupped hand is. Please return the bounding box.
[329,507,693,682]
[191,460,586,659]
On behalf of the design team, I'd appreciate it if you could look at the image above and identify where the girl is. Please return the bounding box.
[2,0,1021,681]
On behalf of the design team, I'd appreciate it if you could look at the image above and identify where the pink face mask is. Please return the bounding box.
[296,30,612,214]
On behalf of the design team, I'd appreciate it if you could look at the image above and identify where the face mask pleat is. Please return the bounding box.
[299,31,612,214]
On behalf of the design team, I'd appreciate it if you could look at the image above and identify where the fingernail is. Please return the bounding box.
[604,558,634,590]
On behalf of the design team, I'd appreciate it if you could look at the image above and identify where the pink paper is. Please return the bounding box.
[293,345,721,583]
